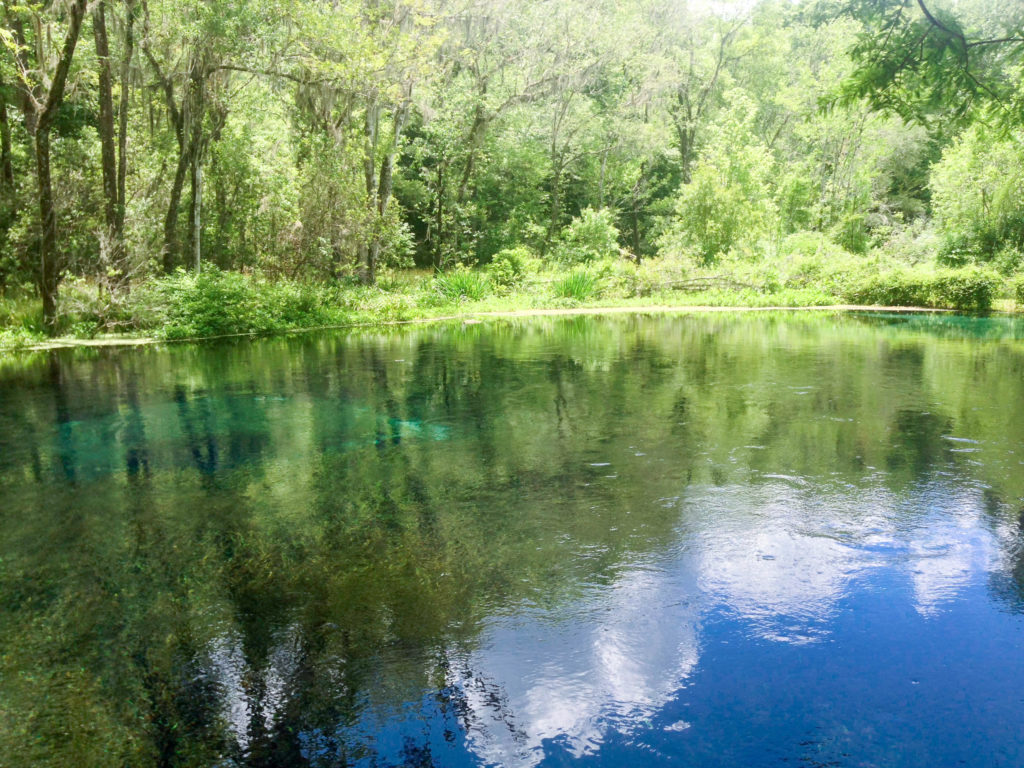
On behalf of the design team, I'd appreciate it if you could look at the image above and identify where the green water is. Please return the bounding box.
[2,312,1024,767]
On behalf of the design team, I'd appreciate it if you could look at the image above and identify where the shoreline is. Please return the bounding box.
[7,303,961,354]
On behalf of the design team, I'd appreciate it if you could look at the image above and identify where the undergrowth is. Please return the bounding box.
[3,252,1022,351]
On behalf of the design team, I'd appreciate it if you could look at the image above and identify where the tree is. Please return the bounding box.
[93,0,138,287]
[842,0,1024,130]
[3,0,90,331]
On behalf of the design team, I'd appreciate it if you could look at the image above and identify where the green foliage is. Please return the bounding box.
[658,92,776,265]
[0,291,45,349]
[832,214,870,255]
[432,267,491,301]
[931,128,1024,262]
[132,268,345,340]
[486,246,536,290]
[554,208,621,264]
[842,0,1024,132]
[845,267,1000,312]
[929,268,1001,312]
[1015,276,1024,308]
[1,0,1021,343]
[552,269,600,302]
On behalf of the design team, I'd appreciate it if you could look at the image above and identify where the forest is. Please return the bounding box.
[1,0,1023,344]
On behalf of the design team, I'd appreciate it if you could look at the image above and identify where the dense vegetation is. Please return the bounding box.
[1,0,1023,344]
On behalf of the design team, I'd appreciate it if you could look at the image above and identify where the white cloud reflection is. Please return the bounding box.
[448,562,701,767]
[443,479,1006,766]
[197,481,1009,766]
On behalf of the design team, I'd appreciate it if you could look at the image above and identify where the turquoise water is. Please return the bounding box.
[2,312,1024,767]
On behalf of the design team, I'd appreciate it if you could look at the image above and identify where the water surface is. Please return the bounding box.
[2,312,1024,767]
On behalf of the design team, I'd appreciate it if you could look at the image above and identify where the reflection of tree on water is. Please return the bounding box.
[3,317,1024,766]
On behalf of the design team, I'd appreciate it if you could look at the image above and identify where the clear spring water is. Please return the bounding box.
[2,312,1024,767]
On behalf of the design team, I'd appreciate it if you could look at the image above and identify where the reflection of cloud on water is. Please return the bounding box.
[196,481,1012,765]
[448,563,702,767]
[689,483,880,643]
[905,488,1002,617]
[208,625,303,751]
[689,479,1007,633]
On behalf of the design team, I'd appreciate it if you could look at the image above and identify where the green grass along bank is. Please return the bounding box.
[2,260,1023,353]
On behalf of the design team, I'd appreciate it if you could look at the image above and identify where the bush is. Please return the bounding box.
[486,246,534,290]
[1014,275,1024,308]
[0,290,45,335]
[844,266,999,311]
[929,268,1000,311]
[131,268,344,339]
[873,223,941,266]
[554,208,620,264]
[552,269,600,302]
[832,213,870,254]
[432,267,490,301]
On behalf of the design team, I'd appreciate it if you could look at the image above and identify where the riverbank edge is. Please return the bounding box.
[7,303,962,354]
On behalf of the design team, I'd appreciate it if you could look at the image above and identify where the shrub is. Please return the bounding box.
[844,270,932,308]
[992,246,1024,276]
[844,267,998,311]
[131,268,344,339]
[432,267,490,301]
[487,246,534,290]
[929,268,1000,311]
[832,213,870,254]
[552,269,600,301]
[554,208,621,264]
[1013,275,1024,308]
[0,290,45,335]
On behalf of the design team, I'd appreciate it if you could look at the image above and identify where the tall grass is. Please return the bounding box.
[552,270,600,301]
[433,269,491,301]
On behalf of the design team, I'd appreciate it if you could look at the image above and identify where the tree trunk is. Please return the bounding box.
[36,129,60,328]
[191,147,202,273]
[360,102,380,285]
[186,66,206,273]
[433,162,445,267]
[163,147,190,273]
[359,98,410,285]
[676,124,695,185]
[544,156,564,253]
[0,78,13,188]
[94,0,120,243]
[456,109,488,204]
[117,2,137,235]
[28,0,89,333]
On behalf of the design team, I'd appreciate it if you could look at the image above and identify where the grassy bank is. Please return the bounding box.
[2,255,1022,353]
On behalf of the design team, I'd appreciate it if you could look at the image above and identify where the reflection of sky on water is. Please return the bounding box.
[449,563,702,766]
[230,476,1018,767]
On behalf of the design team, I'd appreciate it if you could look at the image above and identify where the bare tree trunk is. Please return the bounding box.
[117,2,137,235]
[545,155,565,253]
[94,0,119,241]
[164,148,190,272]
[191,147,202,273]
[359,101,380,285]
[675,123,695,185]
[359,98,410,285]
[186,64,206,273]
[36,129,60,328]
[456,109,488,204]
[0,77,12,188]
[433,162,445,267]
